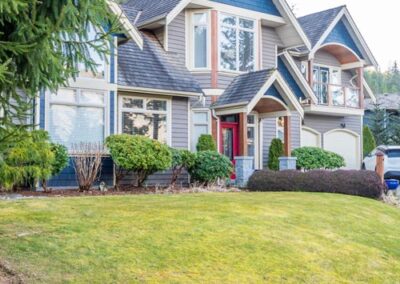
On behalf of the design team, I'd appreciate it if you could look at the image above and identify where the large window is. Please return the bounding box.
[247,115,256,158]
[192,12,209,69]
[191,110,210,151]
[49,89,106,148]
[120,96,169,144]
[220,13,255,72]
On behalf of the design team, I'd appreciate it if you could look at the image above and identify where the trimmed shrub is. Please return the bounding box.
[189,151,233,184]
[247,170,385,199]
[170,148,196,187]
[41,143,69,192]
[0,130,55,191]
[196,134,217,152]
[268,138,284,171]
[105,135,172,188]
[363,126,376,157]
[292,147,345,170]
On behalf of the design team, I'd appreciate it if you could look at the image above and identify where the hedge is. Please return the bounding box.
[292,147,345,170]
[247,170,385,199]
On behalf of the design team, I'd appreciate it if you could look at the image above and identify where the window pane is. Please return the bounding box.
[194,25,207,68]
[192,125,208,151]
[220,26,237,71]
[194,13,207,25]
[240,18,254,29]
[122,112,167,143]
[50,89,77,103]
[239,30,254,72]
[193,112,208,123]
[247,127,255,158]
[123,98,143,109]
[147,100,167,111]
[247,115,255,124]
[78,25,105,79]
[221,14,236,26]
[80,91,104,105]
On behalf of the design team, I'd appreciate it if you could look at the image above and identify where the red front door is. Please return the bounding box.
[220,122,239,179]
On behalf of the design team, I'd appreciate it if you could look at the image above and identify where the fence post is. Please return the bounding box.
[375,151,385,184]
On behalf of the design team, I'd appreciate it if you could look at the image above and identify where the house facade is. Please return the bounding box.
[37,0,377,188]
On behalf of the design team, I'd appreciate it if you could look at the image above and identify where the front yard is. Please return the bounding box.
[0,192,400,283]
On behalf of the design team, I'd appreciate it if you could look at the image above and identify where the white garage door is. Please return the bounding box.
[324,129,361,170]
[301,127,321,147]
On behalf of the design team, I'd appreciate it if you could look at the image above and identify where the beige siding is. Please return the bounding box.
[314,50,341,67]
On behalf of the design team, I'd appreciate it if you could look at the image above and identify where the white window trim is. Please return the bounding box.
[247,112,259,169]
[187,10,211,72]
[118,95,172,146]
[218,12,259,74]
[313,63,342,85]
[191,109,212,151]
[46,88,110,152]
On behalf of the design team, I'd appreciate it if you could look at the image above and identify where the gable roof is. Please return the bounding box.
[298,6,344,48]
[118,31,203,96]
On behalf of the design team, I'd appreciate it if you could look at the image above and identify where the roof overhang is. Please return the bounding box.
[118,85,203,98]
[303,104,365,117]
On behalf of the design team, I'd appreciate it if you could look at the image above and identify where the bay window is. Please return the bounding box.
[191,110,210,151]
[220,13,255,72]
[49,89,106,148]
[192,12,209,69]
[120,96,169,144]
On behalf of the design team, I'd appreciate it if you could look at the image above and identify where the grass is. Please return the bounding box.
[0,192,400,283]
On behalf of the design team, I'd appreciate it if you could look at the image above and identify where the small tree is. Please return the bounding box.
[170,149,196,188]
[42,143,69,192]
[105,135,172,189]
[363,126,376,157]
[196,134,217,152]
[369,103,390,145]
[268,138,284,171]
[71,142,104,192]
[189,151,233,185]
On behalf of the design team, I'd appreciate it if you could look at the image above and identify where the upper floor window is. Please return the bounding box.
[219,13,255,72]
[313,65,341,105]
[192,12,209,69]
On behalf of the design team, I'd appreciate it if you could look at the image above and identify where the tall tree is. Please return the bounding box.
[0,0,120,152]
[369,103,390,145]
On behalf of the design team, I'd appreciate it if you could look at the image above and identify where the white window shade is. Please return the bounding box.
[191,111,210,151]
[192,12,209,69]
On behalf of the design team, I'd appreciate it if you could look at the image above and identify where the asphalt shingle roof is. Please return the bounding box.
[298,6,345,48]
[118,32,203,94]
[121,0,182,26]
[213,69,275,107]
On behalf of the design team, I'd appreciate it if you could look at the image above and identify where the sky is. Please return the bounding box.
[286,0,398,71]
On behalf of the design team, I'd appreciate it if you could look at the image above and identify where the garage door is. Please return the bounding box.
[324,129,361,169]
[301,127,321,147]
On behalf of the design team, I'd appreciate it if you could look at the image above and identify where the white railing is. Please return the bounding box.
[313,83,361,108]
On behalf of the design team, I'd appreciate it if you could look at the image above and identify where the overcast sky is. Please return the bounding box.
[286,0,397,71]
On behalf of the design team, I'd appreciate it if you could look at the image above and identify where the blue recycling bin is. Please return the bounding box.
[385,179,399,191]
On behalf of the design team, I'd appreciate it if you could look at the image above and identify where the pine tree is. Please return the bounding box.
[0,0,121,152]
[369,103,390,145]
[363,126,376,157]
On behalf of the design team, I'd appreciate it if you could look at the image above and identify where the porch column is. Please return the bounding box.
[357,67,364,108]
[239,112,248,156]
[284,116,291,157]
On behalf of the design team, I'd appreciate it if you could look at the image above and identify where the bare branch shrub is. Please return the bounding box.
[71,142,104,192]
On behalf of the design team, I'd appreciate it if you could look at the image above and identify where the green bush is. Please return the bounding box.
[0,130,55,191]
[363,126,376,157]
[170,149,196,187]
[268,138,284,171]
[189,151,233,184]
[105,135,172,188]
[196,134,217,152]
[292,147,345,170]
[41,143,69,191]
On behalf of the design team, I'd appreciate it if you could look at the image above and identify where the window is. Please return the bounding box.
[247,115,256,158]
[191,111,210,151]
[276,117,285,140]
[313,65,342,105]
[120,97,169,144]
[192,12,209,69]
[219,13,255,72]
[49,89,106,148]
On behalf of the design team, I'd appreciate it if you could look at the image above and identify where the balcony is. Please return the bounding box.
[313,83,361,108]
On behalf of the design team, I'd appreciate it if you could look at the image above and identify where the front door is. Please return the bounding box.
[220,122,239,178]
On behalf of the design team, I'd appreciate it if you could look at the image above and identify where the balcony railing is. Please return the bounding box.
[313,83,361,108]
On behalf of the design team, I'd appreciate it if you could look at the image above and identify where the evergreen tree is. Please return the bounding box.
[363,126,376,157]
[369,103,390,145]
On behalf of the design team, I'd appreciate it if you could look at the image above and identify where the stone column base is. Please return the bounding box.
[279,157,297,171]
[234,156,255,188]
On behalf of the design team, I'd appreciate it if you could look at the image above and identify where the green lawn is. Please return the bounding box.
[0,193,400,283]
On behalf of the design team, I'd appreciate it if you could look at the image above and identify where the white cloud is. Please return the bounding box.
[287,0,398,71]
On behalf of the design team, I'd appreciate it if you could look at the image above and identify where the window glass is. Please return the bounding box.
[221,14,236,26]
[220,25,237,71]
[80,91,104,105]
[191,111,210,151]
[387,150,400,158]
[239,19,254,29]
[147,100,167,111]
[122,113,167,143]
[193,13,208,69]
[194,112,208,123]
[277,117,285,140]
[123,98,143,109]
[50,89,77,103]
[239,30,254,72]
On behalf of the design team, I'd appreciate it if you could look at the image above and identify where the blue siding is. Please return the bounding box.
[211,0,281,16]
[324,19,363,59]
[265,84,285,103]
[278,58,306,100]
[39,89,45,129]
[110,39,116,84]
[47,157,114,188]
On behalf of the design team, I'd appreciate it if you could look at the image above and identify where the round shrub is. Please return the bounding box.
[268,138,284,171]
[363,126,376,157]
[189,151,233,184]
[105,135,172,188]
[196,134,217,152]
[247,170,385,199]
[292,147,345,170]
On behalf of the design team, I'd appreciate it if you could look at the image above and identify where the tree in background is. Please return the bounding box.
[365,61,400,94]
[0,0,120,154]
[369,104,390,145]
[363,126,376,157]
